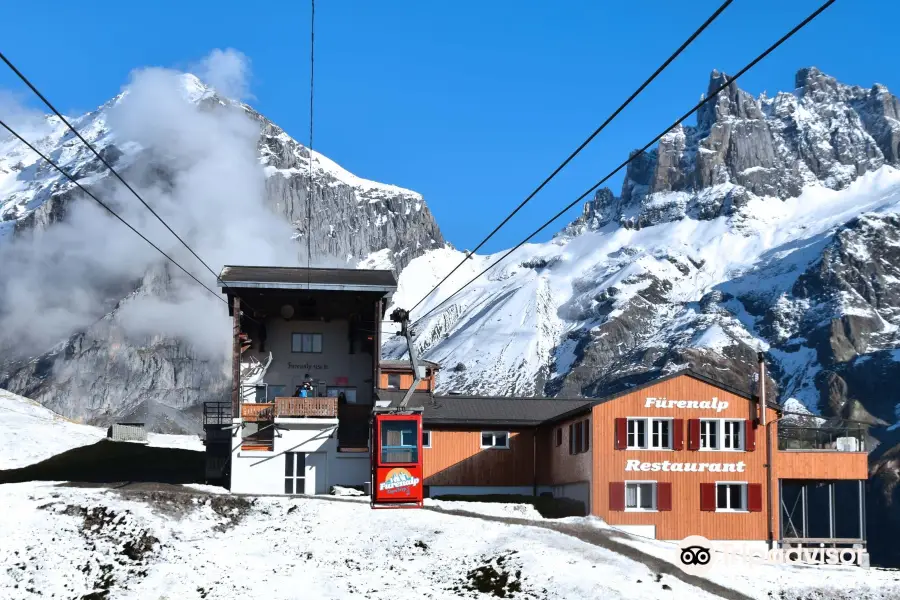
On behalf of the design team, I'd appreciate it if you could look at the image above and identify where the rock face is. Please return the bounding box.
[0,75,444,432]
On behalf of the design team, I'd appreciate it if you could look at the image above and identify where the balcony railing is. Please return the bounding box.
[240,396,338,421]
[778,424,866,452]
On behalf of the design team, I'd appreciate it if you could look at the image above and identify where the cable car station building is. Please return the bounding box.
[204,266,869,555]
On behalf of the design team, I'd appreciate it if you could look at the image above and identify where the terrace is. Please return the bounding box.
[777,423,867,452]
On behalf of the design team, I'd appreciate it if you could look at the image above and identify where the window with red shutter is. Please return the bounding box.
[688,419,700,450]
[748,483,763,512]
[614,418,627,450]
[673,419,684,451]
[609,481,625,511]
[700,482,716,511]
[657,482,672,511]
[745,420,755,451]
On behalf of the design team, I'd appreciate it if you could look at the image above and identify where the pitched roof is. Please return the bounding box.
[380,359,441,370]
[377,390,592,426]
[218,265,396,293]
[376,368,780,428]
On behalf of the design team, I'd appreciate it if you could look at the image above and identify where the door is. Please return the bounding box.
[305,453,327,494]
[284,452,306,495]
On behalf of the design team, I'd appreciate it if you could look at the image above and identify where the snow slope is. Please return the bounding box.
[2,481,896,600]
[386,166,900,406]
[0,389,202,470]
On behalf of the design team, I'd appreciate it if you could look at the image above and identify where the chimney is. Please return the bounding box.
[757,351,767,426]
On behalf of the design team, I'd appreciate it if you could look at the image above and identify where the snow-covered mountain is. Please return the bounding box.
[387,68,900,435]
[0,68,444,431]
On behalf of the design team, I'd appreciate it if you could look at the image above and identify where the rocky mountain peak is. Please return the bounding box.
[570,68,900,233]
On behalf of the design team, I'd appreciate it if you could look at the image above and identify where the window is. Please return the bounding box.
[700,419,744,451]
[387,373,401,389]
[716,482,747,511]
[422,430,431,448]
[284,452,306,494]
[481,431,509,449]
[627,419,646,449]
[569,420,590,455]
[627,418,672,450]
[555,427,562,447]
[700,420,718,449]
[625,482,657,511]
[291,333,323,353]
[381,421,418,463]
[326,387,358,403]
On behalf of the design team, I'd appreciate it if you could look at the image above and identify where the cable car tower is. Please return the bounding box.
[370,307,425,509]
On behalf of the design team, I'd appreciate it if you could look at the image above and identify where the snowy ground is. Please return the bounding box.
[0,389,203,470]
[1,482,897,600]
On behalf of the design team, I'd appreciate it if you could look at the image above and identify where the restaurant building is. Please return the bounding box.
[204,265,868,553]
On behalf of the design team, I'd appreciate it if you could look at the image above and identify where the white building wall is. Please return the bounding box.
[260,319,374,404]
[230,419,372,495]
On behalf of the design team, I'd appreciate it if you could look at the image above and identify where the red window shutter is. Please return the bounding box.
[688,419,700,451]
[748,483,763,512]
[609,482,625,511]
[745,420,755,451]
[672,419,684,451]
[614,418,627,450]
[700,483,716,511]
[657,482,672,511]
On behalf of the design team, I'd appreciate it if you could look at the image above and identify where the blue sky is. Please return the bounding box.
[2,0,897,253]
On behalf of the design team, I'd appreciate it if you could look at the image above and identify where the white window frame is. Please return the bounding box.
[626,417,673,450]
[422,430,431,449]
[291,332,323,354]
[699,419,744,451]
[624,480,658,512]
[715,481,748,512]
[480,431,510,449]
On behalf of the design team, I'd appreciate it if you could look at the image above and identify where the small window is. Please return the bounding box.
[387,373,401,389]
[284,452,306,494]
[381,421,418,463]
[422,430,431,448]
[555,427,562,447]
[569,420,590,455]
[292,333,323,353]
[625,481,656,511]
[627,418,646,449]
[627,418,671,450]
[716,482,747,511]
[700,420,743,451]
[481,431,510,449]
[700,420,718,449]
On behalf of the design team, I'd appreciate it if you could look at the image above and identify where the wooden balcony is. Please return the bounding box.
[240,397,338,421]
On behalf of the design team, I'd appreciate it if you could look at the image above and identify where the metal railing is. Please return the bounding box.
[203,401,232,426]
[778,424,866,452]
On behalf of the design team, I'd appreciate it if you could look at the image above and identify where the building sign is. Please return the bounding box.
[379,468,420,494]
[288,362,329,371]
[644,397,729,412]
[625,459,746,473]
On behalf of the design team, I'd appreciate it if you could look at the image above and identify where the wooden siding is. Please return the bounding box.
[537,416,592,486]
[773,445,868,479]
[378,371,434,392]
[423,429,535,487]
[591,376,780,541]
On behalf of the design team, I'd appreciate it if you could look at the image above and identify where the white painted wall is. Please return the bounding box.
[547,481,591,514]
[230,419,372,495]
[258,318,375,404]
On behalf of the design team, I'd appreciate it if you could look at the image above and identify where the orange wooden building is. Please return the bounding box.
[377,366,868,551]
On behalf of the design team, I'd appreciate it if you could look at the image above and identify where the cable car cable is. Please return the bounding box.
[0,118,226,306]
[409,0,837,329]
[407,0,734,314]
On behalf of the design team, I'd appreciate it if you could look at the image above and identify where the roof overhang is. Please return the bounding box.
[219,280,396,294]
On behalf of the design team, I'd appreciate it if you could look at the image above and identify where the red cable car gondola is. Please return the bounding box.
[370,307,425,509]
